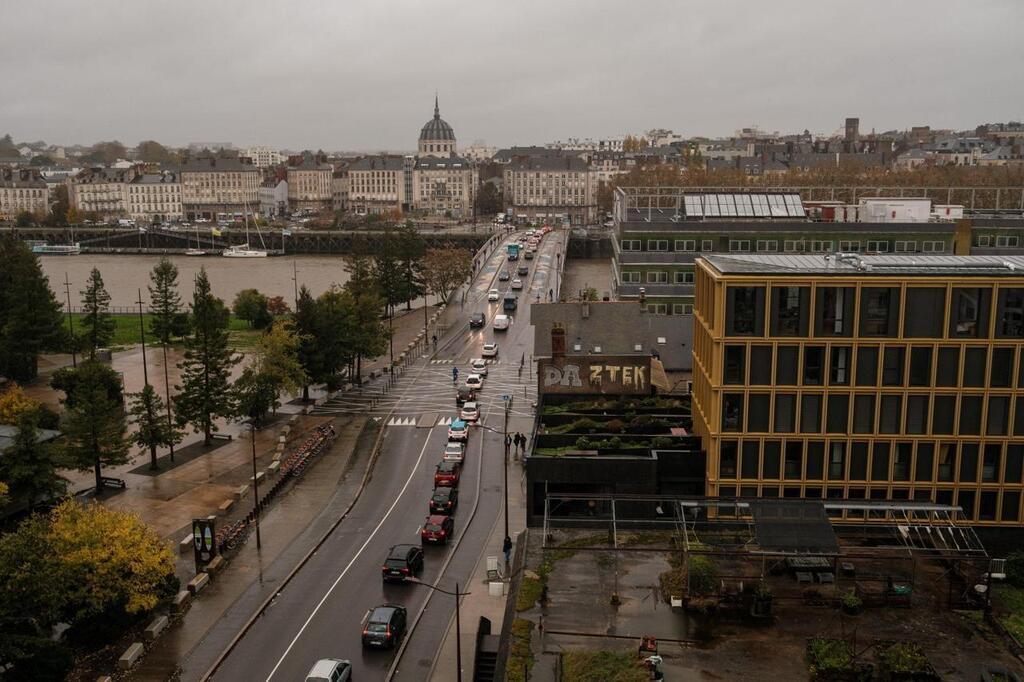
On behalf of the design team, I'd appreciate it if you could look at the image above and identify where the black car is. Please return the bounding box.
[517,265,529,276]
[469,312,485,328]
[381,544,424,582]
[456,385,476,405]
[430,486,459,514]
[362,604,407,649]
[498,270,510,281]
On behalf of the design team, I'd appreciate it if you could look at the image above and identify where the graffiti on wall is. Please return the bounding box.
[539,356,651,395]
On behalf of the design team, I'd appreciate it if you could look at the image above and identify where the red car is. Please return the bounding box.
[434,460,461,487]
[421,515,455,545]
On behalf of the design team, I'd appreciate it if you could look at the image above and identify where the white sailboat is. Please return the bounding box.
[222,201,269,258]
[185,225,205,256]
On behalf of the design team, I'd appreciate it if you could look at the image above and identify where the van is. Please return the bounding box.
[493,314,510,330]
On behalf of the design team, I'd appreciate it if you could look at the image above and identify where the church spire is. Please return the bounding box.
[434,92,439,119]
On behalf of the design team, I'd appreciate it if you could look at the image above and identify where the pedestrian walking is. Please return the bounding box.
[503,535,513,567]
[505,434,512,451]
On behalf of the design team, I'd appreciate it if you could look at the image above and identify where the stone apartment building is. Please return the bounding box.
[286,159,333,213]
[413,155,477,218]
[179,157,260,221]
[68,167,136,219]
[331,164,349,212]
[126,171,182,223]
[0,167,48,219]
[502,155,597,225]
[348,155,407,215]
[243,145,283,168]
[258,178,288,219]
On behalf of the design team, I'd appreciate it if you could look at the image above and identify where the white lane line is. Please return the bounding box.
[264,429,436,682]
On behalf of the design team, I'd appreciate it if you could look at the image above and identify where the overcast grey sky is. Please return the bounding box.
[3,0,1022,151]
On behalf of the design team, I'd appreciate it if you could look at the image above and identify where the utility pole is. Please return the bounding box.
[292,259,299,310]
[63,273,76,368]
[503,397,511,544]
[138,289,158,470]
[251,421,262,550]
[455,581,462,682]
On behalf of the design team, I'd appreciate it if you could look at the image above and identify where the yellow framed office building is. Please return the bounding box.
[692,253,1024,526]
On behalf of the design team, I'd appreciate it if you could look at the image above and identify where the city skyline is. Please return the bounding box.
[2,0,1023,150]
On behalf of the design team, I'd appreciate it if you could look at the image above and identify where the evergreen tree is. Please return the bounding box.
[395,221,426,310]
[373,227,404,318]
[292,286,324,401]
[59,360,130,496]
[0,237,65,382]
[233,366,279,429]
[317,287,359,382]
[174,269,239,444]
[0,411,66,507]
[148,258,188,344]
[79,267,115,358]
[128,385,181,470]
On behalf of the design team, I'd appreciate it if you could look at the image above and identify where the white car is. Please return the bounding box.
[511,279,523,290]
[460,401,480,422]
[482,342,498,358]
[487,288,500,302]
[492,314,510,331]
[465,374,483,390]
[470,358,488,376]
[305,659,352,682]
[443,442,465,463]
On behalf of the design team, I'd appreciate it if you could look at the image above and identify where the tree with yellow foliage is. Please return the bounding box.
[0,499,177,642]
[0,383,41,425]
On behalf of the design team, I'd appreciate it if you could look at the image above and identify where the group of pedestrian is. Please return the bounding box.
[512,432,527,454]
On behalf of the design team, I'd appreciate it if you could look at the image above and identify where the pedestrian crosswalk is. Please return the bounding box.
[429,358,500,365]
[436,416,453,426]
[387,416,417,426]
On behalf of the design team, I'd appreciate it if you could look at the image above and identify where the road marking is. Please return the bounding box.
[264,429,436,682]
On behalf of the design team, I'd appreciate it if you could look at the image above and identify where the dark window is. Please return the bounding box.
[740,486,758,498]
[1002,491,1021,522]
[815,286,854,336]
[828,442,846,480]
[803,346,824,385]
[770,286,809,336]
[908,347,932,387]
[784,441,803,479]
[850,442,869,480]
[959,395,982,435]
[958,489,977,520]
[741,441,759,478]
[806,442,825,480]
[722,394,743,432]
[724,345,745,384]
[882,346,905,386]
[800,394,822,433]
[996,288,1024,338]
[726,286,764,335]
[853,394,875,433]
[720,441,738,478]
[915,442,934,482]
[937,442,957,482]
[1015,398,1024,436]
[871,442,891,481]
[784,486,801,498]
[959,443,979,482]
[826,394,849,433]
[762,485,779,497]
[860,287,898,336]
[774,394,796,432]
[879,395,902,434]
[903,288,946,337]
[913,488,932,502]
[980,491,998,521]
[991,347,1013,387]
[855,346,878,386]
[932,396,956,435]
[1007,444,1024,484]
[983,443,1002,482]
[963,347,987,387]
[893,442,912,481]
[949,287,991,338]
[829,346,851,385]
[775,346,798,384]
[935,488,954,506]
[749,346,772,384]
[987,396,1010,436]
[906,395,928,434]
[936,347,960,386]
[747,394,770,432]
[762,441,781,478]
[848,486,867,499]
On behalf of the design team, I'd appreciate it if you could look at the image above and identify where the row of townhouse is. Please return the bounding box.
[0,167,48,219]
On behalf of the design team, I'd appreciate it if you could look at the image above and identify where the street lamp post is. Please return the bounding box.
[503,398,511,544]
[408,579,466,682]
[250,421,262,550]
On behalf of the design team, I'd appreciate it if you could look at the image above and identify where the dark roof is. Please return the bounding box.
[505,156,589,172]
[419,96,455,142]
[0,167,46,186]
[348,155,405,172]
[702,253,1024,277]
[415,155,472,169]
[0,424,61,452]
[130,171,179,184]
[749,500,839,555]
[179,157,257,173]
[71,167,133,183]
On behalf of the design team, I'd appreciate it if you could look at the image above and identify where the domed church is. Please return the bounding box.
[419,95,457,156]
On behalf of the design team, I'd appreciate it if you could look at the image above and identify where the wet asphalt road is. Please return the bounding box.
[207,229,562,681]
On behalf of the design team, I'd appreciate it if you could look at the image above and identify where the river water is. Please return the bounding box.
[39,254,355,310]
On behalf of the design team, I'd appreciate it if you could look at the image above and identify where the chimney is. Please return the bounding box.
[551,324,566,357]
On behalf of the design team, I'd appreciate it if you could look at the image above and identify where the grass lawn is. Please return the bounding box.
[69,314,261,350]
[506,619,534,682]
[996,584,1024,642]
[561,650,647,682]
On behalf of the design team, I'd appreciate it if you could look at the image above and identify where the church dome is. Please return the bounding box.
[419,96,455,142]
